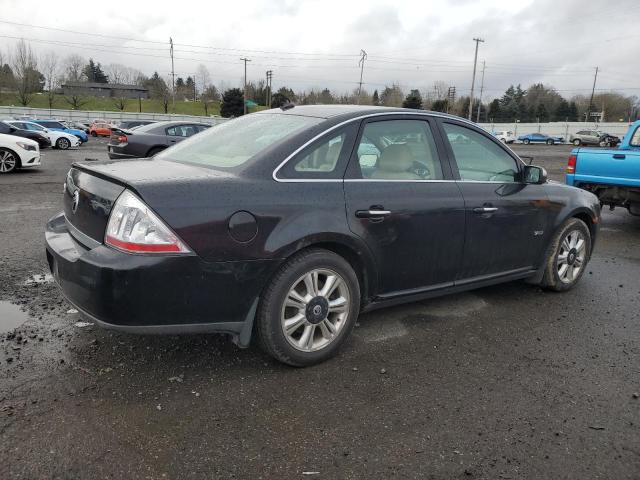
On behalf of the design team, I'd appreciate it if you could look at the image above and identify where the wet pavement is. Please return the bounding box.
[1,140,639,479]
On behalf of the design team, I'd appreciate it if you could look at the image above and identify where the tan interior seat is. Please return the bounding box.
[371,143,421,180]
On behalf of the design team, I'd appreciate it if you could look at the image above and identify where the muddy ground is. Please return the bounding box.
[1,139,639,479]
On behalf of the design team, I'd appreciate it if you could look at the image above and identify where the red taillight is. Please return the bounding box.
[567,155,577,174]
[117,134,127,144]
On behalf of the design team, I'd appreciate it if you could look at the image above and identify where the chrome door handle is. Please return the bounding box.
[355,209,391,218]
[473,207,498,213]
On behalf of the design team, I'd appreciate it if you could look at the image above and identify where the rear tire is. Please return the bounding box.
[56,137,71,150]
[540,218,591,292]
[573,138,581,146]
[0,148,18,173]
[256,249,360,367]
[523,138,530,145]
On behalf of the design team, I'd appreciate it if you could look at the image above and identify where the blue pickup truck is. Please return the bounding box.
[566,120,640,216]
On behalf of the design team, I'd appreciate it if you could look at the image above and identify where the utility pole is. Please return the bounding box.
[266,70,273,108]
[468,37,484,121]
[476,60,486,123]
[357,49,367,104]
[586,66,598,123]
[169,37,175,112]
[240,57,251,114]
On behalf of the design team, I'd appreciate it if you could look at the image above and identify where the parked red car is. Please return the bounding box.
[89,122,113,137]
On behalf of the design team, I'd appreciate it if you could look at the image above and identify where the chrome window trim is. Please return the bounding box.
[272,111,481,183]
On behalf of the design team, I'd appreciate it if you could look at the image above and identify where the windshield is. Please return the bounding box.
[157,114,323,169]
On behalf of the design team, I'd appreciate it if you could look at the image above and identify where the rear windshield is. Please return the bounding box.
[157,114,323,169]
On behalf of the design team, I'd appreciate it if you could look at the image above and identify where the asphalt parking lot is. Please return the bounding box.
[1,139,639,479]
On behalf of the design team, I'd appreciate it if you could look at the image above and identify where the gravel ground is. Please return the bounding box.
[1,139,639,479]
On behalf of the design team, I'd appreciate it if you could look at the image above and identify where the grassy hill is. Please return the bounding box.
[0,93,223,116]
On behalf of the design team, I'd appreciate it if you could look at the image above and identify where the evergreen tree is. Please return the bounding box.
[372,89,379,106]
[82,59,108,83]
[402,89,423,109]
[431,99,448,112]
[220,88,244,117]
[554,99,571,121]
[568,101,579,121]
[536,103,549,122]
[488,99,501,121]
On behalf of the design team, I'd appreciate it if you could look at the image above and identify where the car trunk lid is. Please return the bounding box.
[63,158,234,248]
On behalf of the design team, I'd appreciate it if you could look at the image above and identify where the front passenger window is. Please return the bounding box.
[443,123,520,182]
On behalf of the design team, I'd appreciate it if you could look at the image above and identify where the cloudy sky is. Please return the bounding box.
[0,0,638,100]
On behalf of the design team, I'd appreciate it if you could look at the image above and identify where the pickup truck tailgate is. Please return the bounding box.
[573,148,640,187]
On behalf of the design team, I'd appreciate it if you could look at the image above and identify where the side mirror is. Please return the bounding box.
[523,165,547,184]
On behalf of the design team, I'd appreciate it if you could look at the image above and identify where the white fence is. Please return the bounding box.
[478,121,632,139]
[0,106,228,126]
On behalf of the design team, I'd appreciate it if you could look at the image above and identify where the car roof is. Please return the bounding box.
[254,104,476,124]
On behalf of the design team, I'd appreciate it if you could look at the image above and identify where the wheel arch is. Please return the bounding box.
[271,235,378,308]
[0,146,21,169]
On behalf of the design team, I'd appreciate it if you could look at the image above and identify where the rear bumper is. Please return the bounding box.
[107,145,137,160]
[45,212,276,345]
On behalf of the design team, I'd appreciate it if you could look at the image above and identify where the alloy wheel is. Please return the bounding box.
[0,150,17,173]
[58,138,70,149]
[281,268,350,352]
[557,229,586,284]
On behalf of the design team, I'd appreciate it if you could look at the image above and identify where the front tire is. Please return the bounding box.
[256,249,361,367]
[0,148,18,173]
[523,138,530,145]
[540,218,591,292]
[56,137,71,150]
[90,131,98,137]
[546,139,554,145]
[573,138,581,146]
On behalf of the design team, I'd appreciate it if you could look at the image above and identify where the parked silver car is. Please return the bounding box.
[569,130,620,147]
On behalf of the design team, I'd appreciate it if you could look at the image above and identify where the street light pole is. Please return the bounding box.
[240,57,251,115]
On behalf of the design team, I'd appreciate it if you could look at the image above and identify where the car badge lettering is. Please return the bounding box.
[72,190,80,214]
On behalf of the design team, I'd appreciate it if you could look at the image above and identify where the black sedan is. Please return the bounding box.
[0,121,51,148]
[107,120,210,159]
[46,105,600,366]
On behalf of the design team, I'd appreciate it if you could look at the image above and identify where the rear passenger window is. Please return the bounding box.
[295,133,345,173]
[166,125,196,137]
[443,123,520,182]
[630,127,640,147]
[354,120,443,180]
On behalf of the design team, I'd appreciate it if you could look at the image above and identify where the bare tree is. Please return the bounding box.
[196,64,211,95]
[63,54,86,83]
[41,51,60,109]
[111,88,128,111]
[12,39,41,106]
[64,87,88,109]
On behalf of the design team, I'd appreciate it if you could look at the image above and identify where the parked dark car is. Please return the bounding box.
[46,105,600,366]
[116,120,156,130]
[107,121,210,159]
[0,121,51,148]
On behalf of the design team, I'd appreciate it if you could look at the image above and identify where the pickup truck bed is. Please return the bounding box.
[566,120,640,215]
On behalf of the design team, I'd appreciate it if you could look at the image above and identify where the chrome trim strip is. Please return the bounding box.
[65,217,101,249]
[272,111,481,183]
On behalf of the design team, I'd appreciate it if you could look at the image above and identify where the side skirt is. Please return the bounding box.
[362,268,537,313]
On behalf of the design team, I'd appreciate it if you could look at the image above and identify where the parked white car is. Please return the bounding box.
[493,130,516,144]
[0,133,41,173]
[5,120,80,150]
